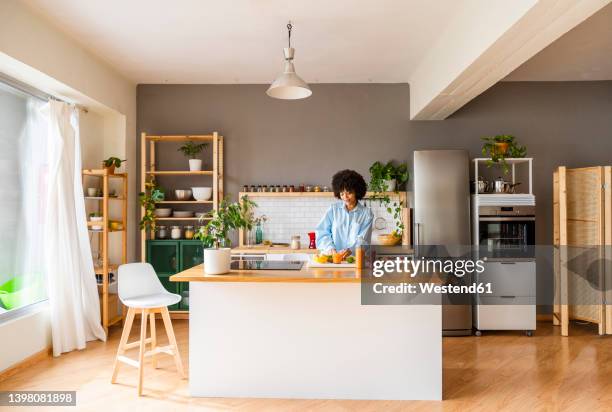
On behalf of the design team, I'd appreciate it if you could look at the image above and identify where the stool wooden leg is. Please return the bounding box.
[111,307,135,384]
[137,309,148,396]
[161,306,185,378]
[149,311,157,369]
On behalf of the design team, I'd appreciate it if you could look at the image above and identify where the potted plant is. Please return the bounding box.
[481,135,527,174]
[178,141,208,171]
[368,161,408,242]
[102,157,126,174]
[89,212,103,230]
[369,161,409,192]
[195,196,257,274]
[138,179,165,230]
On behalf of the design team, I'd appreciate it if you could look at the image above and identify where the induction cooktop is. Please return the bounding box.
[230,260,304,270]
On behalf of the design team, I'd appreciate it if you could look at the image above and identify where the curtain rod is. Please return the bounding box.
[0,72,89,113]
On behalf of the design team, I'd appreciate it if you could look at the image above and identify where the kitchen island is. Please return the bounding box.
[170,263,441,400]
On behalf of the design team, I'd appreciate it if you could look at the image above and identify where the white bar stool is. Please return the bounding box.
[111,263,185,396]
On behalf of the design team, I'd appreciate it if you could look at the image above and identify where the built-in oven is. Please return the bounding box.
[478,205,535,259]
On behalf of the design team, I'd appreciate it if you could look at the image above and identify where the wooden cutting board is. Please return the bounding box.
[308,259,356,268]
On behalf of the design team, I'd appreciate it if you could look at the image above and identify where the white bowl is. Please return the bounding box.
[192,187,212,201]
[154,208,172,217]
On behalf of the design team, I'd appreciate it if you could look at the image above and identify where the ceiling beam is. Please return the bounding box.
[409,0,612,120]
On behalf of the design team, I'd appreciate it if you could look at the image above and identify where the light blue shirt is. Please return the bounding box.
[315,201,373,253]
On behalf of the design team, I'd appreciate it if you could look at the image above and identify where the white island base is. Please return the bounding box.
[189,281,442,400]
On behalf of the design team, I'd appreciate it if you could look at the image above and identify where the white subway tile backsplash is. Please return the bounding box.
[251,194,402,245]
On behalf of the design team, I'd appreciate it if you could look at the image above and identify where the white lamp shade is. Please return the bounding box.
[267,48,312,100]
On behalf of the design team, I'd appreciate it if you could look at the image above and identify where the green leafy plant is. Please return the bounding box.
[138,179,165,230]
[481,135,526,174]
[178,141,208,159]
[368,161,408,238]
[89,212,102,218]
[103,157,126,168]
[195,195,257,249]
[369,161,409,192]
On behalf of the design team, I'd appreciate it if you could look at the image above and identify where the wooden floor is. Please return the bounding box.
[2,320,611,411]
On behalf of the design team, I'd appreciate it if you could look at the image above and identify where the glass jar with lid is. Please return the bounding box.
[170,225,182,239]
[184,225,195,240]
[291,235,301,250]
[156,225,168,239]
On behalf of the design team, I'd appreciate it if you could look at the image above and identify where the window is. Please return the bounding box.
[0,81,47,316]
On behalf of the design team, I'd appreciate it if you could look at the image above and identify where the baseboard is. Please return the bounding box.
[0,346,52,383]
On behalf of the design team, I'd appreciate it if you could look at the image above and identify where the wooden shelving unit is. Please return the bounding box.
[82,168,127,334]
[140,133,223,318]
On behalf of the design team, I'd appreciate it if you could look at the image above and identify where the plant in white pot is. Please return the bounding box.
[178,141,208,172]
[369,160,409,193]
[195,196,257,275]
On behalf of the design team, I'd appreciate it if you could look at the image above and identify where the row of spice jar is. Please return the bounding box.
[242,184,331,193]
[156,225,202,240]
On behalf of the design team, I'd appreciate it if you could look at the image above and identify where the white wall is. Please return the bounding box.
[0,0,136,372]
[0,306,51,372]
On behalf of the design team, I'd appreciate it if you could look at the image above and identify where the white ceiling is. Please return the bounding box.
[23,0,467,84]
[505,2,612,81]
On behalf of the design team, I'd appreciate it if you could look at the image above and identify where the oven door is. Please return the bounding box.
[478,216,535,259]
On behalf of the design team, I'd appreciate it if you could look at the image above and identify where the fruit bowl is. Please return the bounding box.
[377,233,401,246]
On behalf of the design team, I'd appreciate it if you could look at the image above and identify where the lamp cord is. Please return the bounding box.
[287,22,292,48]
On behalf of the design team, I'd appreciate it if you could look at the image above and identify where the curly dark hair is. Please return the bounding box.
[332,169,367,200]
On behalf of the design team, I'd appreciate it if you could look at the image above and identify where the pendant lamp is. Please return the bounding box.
[266,22,312,100]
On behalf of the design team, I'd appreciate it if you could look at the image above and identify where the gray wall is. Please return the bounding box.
[137,81,612,250]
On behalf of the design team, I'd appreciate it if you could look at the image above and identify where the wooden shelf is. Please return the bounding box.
[141,132,224,270]
[85,196,125,200]
[145,135,216,142]
[239,191,407,198]
[473,157,531,164]
[83,169,127,178]
[146,171,213,175]
[83,167,128,334]
[155,200,213,204]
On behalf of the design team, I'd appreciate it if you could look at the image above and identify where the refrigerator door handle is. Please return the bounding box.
[414,223,420,246]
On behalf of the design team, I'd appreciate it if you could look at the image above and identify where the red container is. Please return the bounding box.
[308,232,316,249]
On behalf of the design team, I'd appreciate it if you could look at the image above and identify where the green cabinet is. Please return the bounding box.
[146,239,203,311]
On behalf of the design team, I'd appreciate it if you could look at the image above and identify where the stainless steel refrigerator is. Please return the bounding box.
[413,150,472,336]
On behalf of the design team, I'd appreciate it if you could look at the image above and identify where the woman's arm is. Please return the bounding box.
[315,206,336,253]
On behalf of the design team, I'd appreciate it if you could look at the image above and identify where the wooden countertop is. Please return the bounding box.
[170,264,363,283]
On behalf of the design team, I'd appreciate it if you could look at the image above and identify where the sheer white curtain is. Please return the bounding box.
[14,98,48,308]
[42,100,106,355]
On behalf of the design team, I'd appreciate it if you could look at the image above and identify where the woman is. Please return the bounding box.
[315,169,373,256]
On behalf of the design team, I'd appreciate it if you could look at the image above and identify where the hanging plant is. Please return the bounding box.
[368,161,407,238]
[139,178,165,231]
[481,135,526,174]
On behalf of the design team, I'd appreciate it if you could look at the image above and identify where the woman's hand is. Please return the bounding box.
[339,249,351,260]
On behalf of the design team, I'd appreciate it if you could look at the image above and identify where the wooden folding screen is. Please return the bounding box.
[553,166,611,336]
